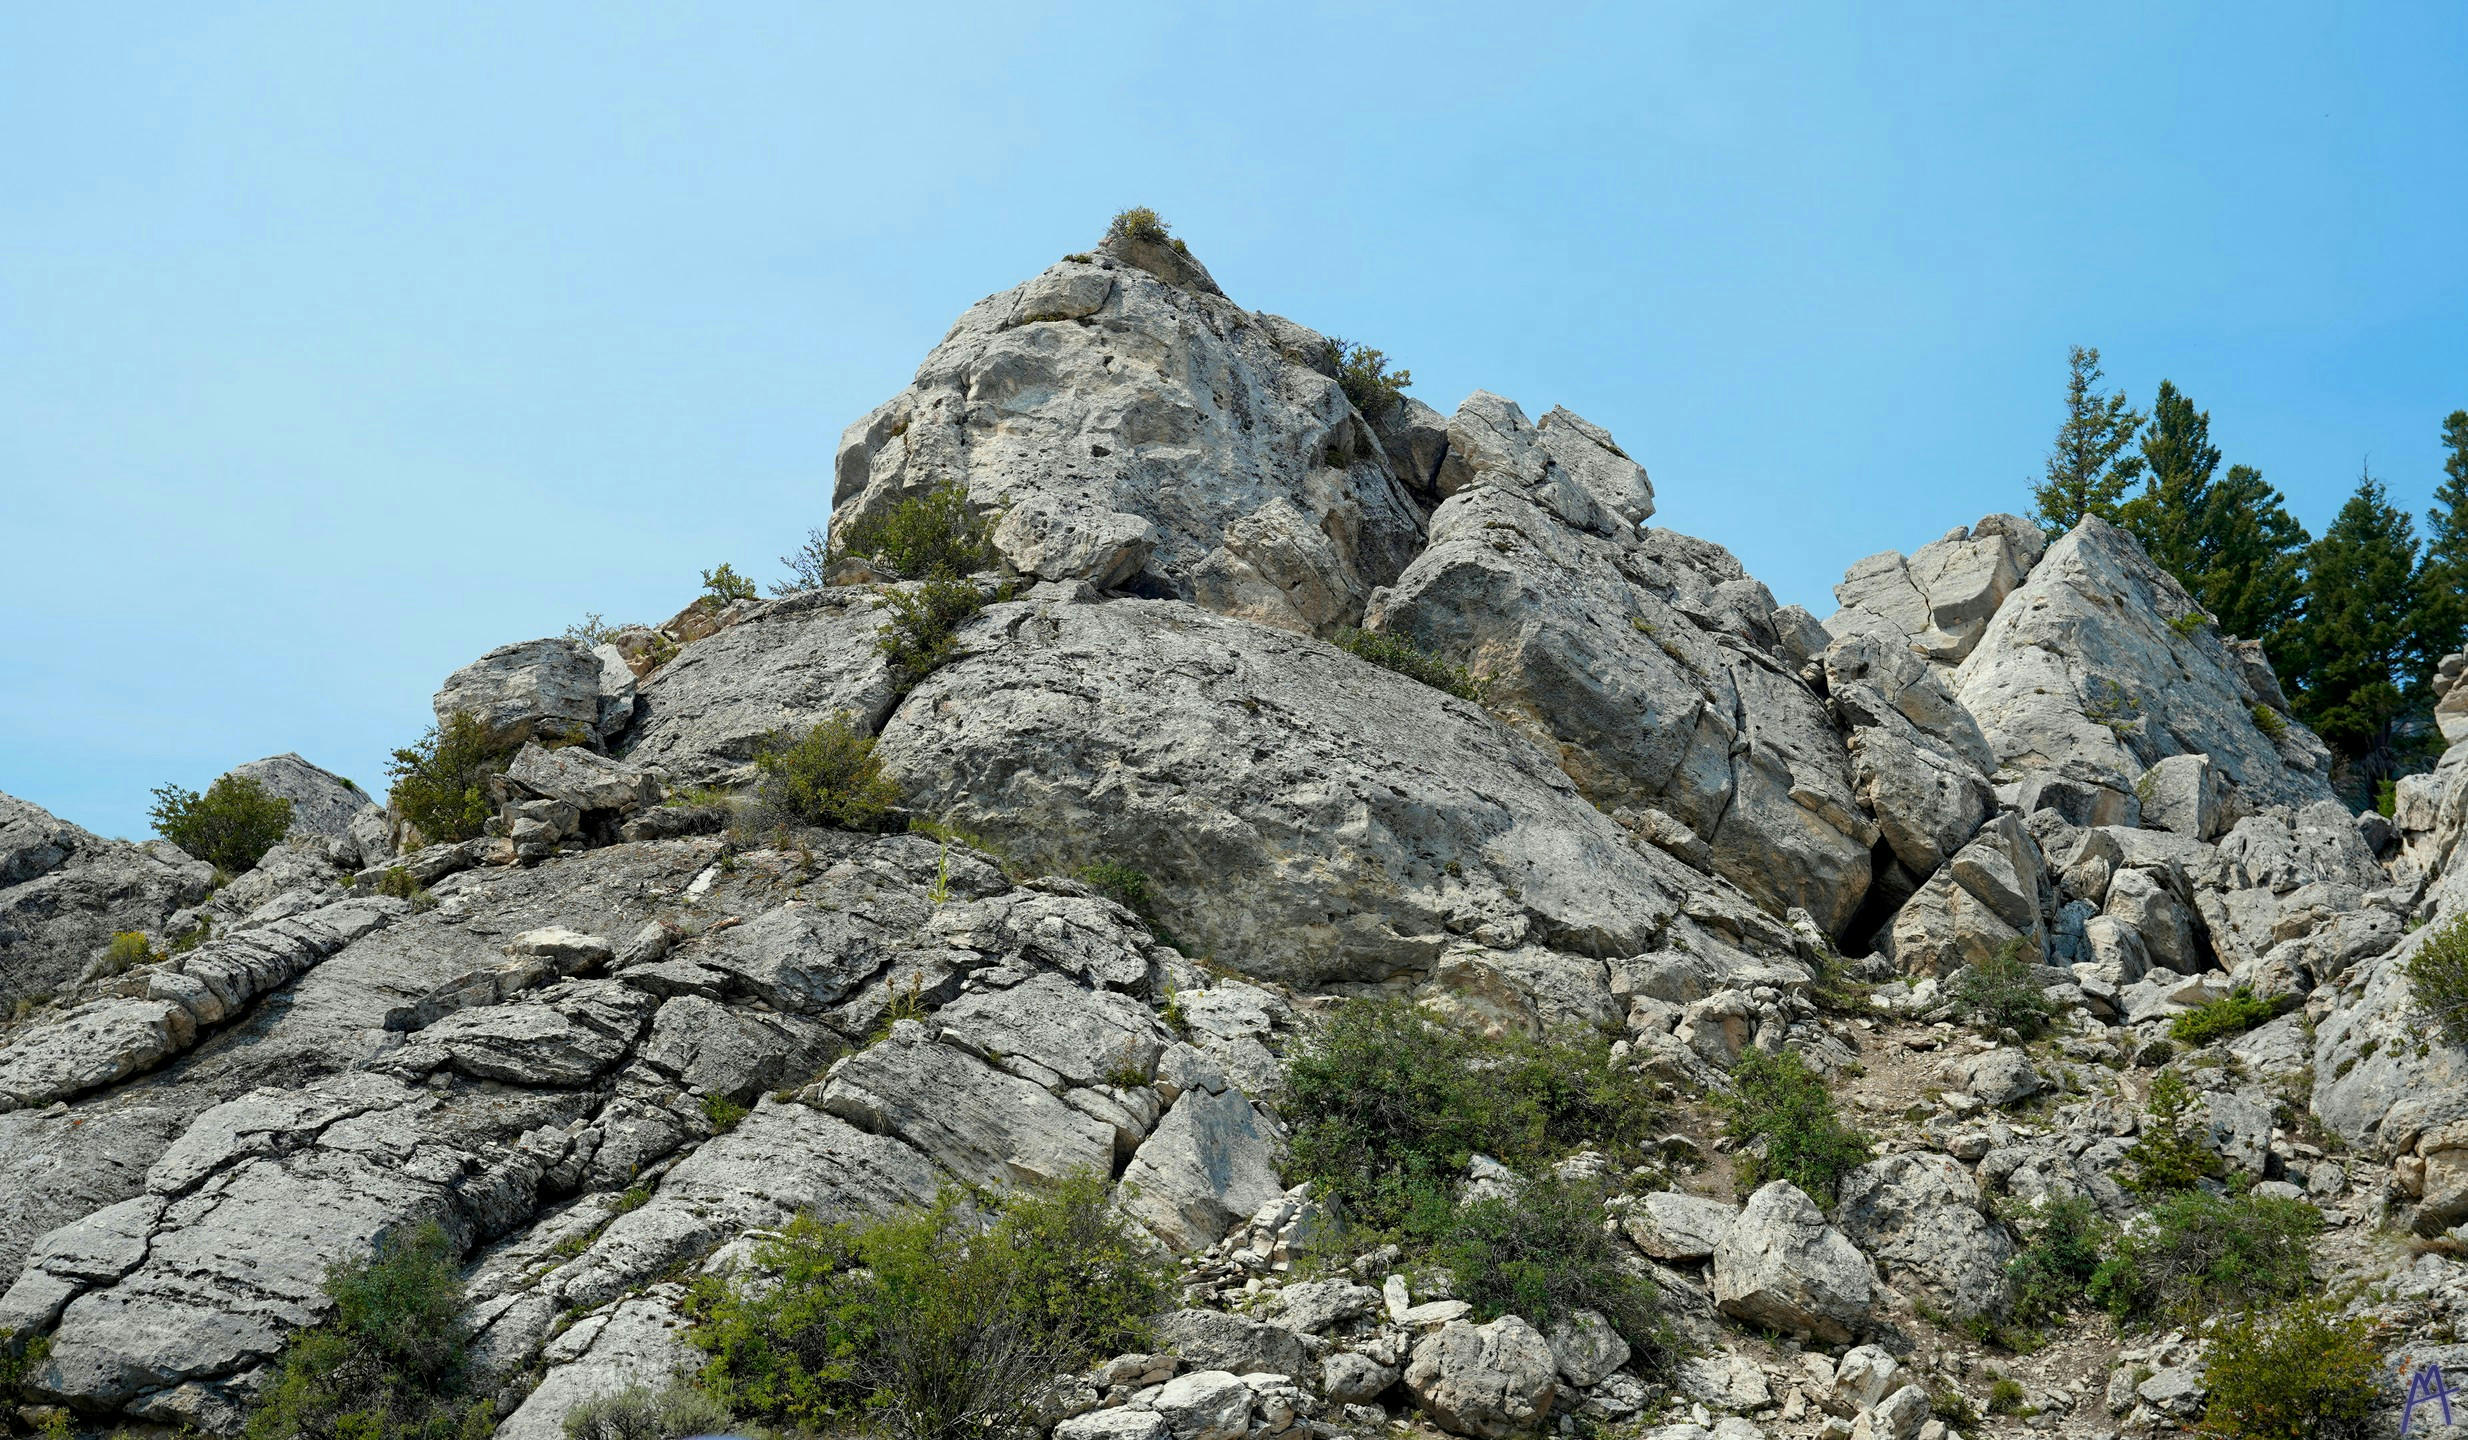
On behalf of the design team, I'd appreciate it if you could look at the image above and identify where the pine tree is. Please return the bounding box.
[2197,464,2309,645]
[2292,470,2421,785]
[2112,380,2309,656]
[2415,410,2468,667]
[2031,346,2145,533]
[2120,380,2222,583]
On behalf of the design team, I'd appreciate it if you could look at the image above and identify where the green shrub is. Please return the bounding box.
[688,1175,1171,1440]
[2252,704,2289,740]
[1077,861,1155,919]
[99,930,158,976]
[1334,628,1485,702]
[1721,1048,1872,1206]
[2172,988,2289,1047]
[387,713,510,844]
[2198,1298,2383,1440]
[1325,338,1413,420]
[244,1220,494,1440]
[878,578,998,693]
[1110,206,1171,245]
[776,528,832,594]
[2090,1189,2322,1325]
[701,563,758,604]
[1284,1000,1658,1232]
[1945,938,2058,1039]
[2405,912,2468,1047]
[2121,1070,2224,1196]
[1430,1176,1673,1375]
[149,775,295,873]
[1987,1377,2028,1415]
[702,1093,750,1133]
[2005,1194,2113,1326]
[839,483,993,582]
[562,1381,733,1440]
[1930,1390,1982,1429]
[753,715,902,832]
[564,611,621,645]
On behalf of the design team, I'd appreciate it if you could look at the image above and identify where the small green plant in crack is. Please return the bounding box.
[1111,206,1172,245]
[701,1093,750,1134]
[752,715,903,832]
[836,481,994,582]
[2252,703,2289,740]
[2170,987,2290,1046]
[2120,1069,2223,1196]
[877,578,1003,694]
[2167,611,2210,638]
[1720,1048,1872,1206]
[2083,680,2144,737]
[1334,628,1486,702]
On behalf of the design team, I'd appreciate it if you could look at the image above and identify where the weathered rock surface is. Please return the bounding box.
[1404,1314,1559,1439]
[434,637,631,750]
[1833,1151,2012,1316]
[876,596,1795,986]
[217,755,372,842]
[830,243,1424,635]
[0,792,215,1007]
[1709,1181,1878,1343]
[617,588,899,783]
[1828,515,2046,666]
[1371,408,1874,933]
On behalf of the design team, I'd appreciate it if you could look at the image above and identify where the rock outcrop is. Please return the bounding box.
[0,793,215,1007]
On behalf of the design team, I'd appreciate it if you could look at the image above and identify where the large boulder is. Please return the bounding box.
[1824,632,1998,877]
[1117,1081,1285,1252]
[1827,515,2047,666]
[829,239,1424,635]
[0,792,216,1008]
[617,588,898,784]
[1881,812,2049,976]
[1404,1315,1559,1439]
[1709,1181,1879,1343]
[215,755,372,843]
[1832,1151,2013,1317]
[1947,517,2337,814]
[1369,400,1874,934]
[874,595,1796,987]
[433,637,632,750]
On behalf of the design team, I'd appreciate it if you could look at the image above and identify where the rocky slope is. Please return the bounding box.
[2,220,2463,1440]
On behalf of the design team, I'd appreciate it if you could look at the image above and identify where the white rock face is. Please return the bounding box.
[433,637,629,750]
[1622,1190,1740,1261]
[1404,1315,1560,1439]
[831,239,1424,636]
[1371,401,1875,934]
[1828,515,2046,665]
[618,588,899,784]
[874,595,1797,987]
[0,792,216,1008]
[1833,1151,2013,1316]
[217,754,371,842]
[1949,517,2336,813]
[1709,1181,1879,1343]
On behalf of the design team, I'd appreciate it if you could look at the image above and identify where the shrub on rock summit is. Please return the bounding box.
[386,712,508,844]
[1325,338,1413,420]
[148,774,294,874]
[839,482,994,582]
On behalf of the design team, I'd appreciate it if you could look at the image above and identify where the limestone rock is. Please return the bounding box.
[0,792,215,1008]
[1149,1369,1256,1440]
[1621,1190,1740,1262]
[1404,1315,1559,1440]
[217,755,372,842]
[1948,518,2336,812]
[875,596,1791,986]
[503,744,662,816]
[830,250,1423,635]
[494,1288,700,1440]
[1151,1309,1309,1378]
[617,588,898,784]
[434,637,623,750]
[1118,1083,1285,1252]
[1545,1308,1629,1387]
[1833,1152,2013,1316]
[1709,1181,1878,1343]
[1882,813,2048,977]
[815,1024,1115,1188]
[1371,431,1874,933]
[1826,515,2045,665]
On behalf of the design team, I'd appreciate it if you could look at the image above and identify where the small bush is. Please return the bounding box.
[753,715,902,832]
[1722,1048,1873,1206]
[1325,338,1413,420]
[1430,1176,1673,1376]
[701,564,758,604]
[878,578,997,693]
[2252,704,2289,740]
[1930,1390,1982,1429]
[2169,611,2210,637]
[562,1382,733,1440]
[1077,861,1155,919]
[149,775,295,873]
[1946,938,2058,1039]
[776,528,832,594]
[2121,1070,2224,1196]
[1110,206,1171,245]
[1283,998,1659,1232]
[244,1221,493,1440]
[387,712,510,844]
[2090,1189,2322,1325]
[1334,628,1485,702]
[564,612,621,646]
[2172,988,2289,1047]
[839,483,994,582]
[2005,1195,2112,1326]
[1987,1376,2029,1415]
[702,1093,750,1133]
[2198,1298,2383,1440]
[689,1176,1172,1440]
[100,930,158,975]
[2406,912,2468,1047]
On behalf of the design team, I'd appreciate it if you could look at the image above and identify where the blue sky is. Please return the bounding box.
[5,3,2464,839]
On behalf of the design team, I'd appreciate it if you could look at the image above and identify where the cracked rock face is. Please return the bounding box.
[0,792,216,1009]
[830,249,1426,636]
